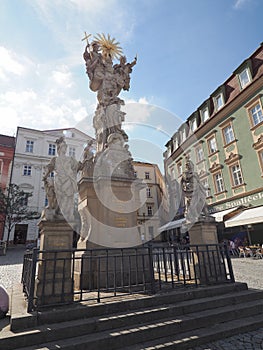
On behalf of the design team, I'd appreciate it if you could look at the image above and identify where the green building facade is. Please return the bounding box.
[164,43,263,245]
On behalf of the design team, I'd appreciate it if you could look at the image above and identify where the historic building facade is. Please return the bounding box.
[164,43,263,244]
[133,161,168,242]
[4,127,93,245]
[0,134,16,240]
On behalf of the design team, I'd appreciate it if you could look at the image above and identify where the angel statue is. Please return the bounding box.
[180,156,209,226]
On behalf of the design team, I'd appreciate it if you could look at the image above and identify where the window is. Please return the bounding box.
[173,137,179,150]
[202,108,209,122]
[25,140,34,153]
[148,226,154,240]
[195,145,204,162]
[48,144,56,156]
[239,68,250,89]
[215,94,224,110]
[250,103,263,127]
[145,172,150,179]
[190,119,197,133]
[213,172,224,193]
[223,124,235,145]
[201,178,211,198]
[170,167,175,180]
[181,128,187,142]
[230,164,243,186]
[134,171,137,178]
[49,171,55,178]
[146,187,151,198]
[177,162,183,176]
[69,147,76,157]
[208,136,217,154]
[23,165,32,176]
[44,197,48,207]
[147,205,153,216]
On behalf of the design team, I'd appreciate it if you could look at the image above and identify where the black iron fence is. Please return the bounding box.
[21,243,234,312]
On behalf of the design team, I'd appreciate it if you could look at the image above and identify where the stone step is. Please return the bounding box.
[10,282,248,331]
[11,304,263,350]
[1,289,263,350]
[124,314,263,349]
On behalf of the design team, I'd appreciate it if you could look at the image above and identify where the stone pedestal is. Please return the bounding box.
[77,175,143,248]
[188,216,227,284]
[35,220,74,306]
[74,175,151,290]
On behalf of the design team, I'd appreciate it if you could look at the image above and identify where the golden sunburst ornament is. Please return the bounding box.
[94,33,123,60]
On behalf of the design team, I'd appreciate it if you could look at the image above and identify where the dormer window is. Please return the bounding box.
[190,118,197,133]
[215,93,224,110]
[181,128,187,142]
[239,68,251,89]
[201,108,209,122]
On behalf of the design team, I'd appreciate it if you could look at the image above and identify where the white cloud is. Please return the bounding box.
[52,65,73,88]
[28,0,136,60]
[0,46,93,136]
[0,47,26,80]
[123,97,155,126]
[233,0,250,9]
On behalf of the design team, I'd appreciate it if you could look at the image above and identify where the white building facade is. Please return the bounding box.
[5,127,93,245]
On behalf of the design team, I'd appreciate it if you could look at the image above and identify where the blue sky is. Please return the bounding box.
[1,0,262,171]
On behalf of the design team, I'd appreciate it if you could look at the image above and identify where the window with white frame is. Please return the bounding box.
[181,128,187,142]
[201,178,211,198]
[145,172,150,179]
[190,119,197,133]
[223,124,235,145]
[202,108,209,122]
[23,165,32,176]
[170,167,175,180]
[230,164,243,186]
[208,136,217,154]
[147,205,153,216]
[250,103,263,127]
[177,162,183,176]
[48,143,56,156]
[239,68,251,89]
[213,172,224,193]
[146,187,151,198]
[195,145,204,162]
[215,94,224,110]
[69,147,76,157]
[173,138,179,150]
[25,140,34,153]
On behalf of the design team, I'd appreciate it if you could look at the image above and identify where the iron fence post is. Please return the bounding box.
[27,248,38,312]
[224,242,235,282]
[148,244,156,294]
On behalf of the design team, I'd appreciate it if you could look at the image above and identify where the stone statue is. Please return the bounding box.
[42,137,82,222]
[180,157,208,226]
[82,33,137,177]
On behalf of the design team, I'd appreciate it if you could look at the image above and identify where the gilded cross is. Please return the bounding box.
[81,32,91,45]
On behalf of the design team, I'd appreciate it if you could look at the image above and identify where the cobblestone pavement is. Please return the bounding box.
[0,248,263,349]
